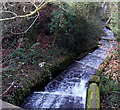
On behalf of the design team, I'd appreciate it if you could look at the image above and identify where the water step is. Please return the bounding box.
[45,63,96,93]
[103,27,114,36]
[101,36,115,40]
[99,39,116,49]
[22,62,96,109]
[88,48,108,59]
[22,92,84,109]
[67,62,97,74]
[76,54,104,69]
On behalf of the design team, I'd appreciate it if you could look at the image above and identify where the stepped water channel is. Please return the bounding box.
[22,27,117,109]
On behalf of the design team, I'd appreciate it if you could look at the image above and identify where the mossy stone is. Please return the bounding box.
[86,83,100,109]
[89,75,100,85]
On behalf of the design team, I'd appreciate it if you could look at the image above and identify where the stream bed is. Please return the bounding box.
[21,28,117,109]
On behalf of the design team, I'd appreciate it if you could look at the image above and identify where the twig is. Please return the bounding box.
[0,81,15,97]
[9,0,46,34]
[102,17,111,29]
[23,6,27,13]
[0,10,17,16]
[11,13,39,34]
[0,0,52,21]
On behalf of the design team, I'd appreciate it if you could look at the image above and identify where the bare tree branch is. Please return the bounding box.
[0,0,52,21]
[10,0,43,34]
[11,13,39,34]
[0,81,15,97]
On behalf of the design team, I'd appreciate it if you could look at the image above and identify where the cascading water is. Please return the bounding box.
[21,27,117,109]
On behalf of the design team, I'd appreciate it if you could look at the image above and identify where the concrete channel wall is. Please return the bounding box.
[0,99,23,109]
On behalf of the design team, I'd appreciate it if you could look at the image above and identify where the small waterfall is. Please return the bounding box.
[21,27,117,109]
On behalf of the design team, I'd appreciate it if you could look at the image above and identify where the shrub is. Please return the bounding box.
[49,1,102,52]
[49,2,76,50]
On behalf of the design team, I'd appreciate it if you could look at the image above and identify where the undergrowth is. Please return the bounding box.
[100,74,120,108]
[100,49,120,109]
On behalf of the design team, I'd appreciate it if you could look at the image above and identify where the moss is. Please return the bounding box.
[49,53,77,78]
[77,44,98,60]
[89,75,100,85]
[80,44,98,51]
[86,83,100,109]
